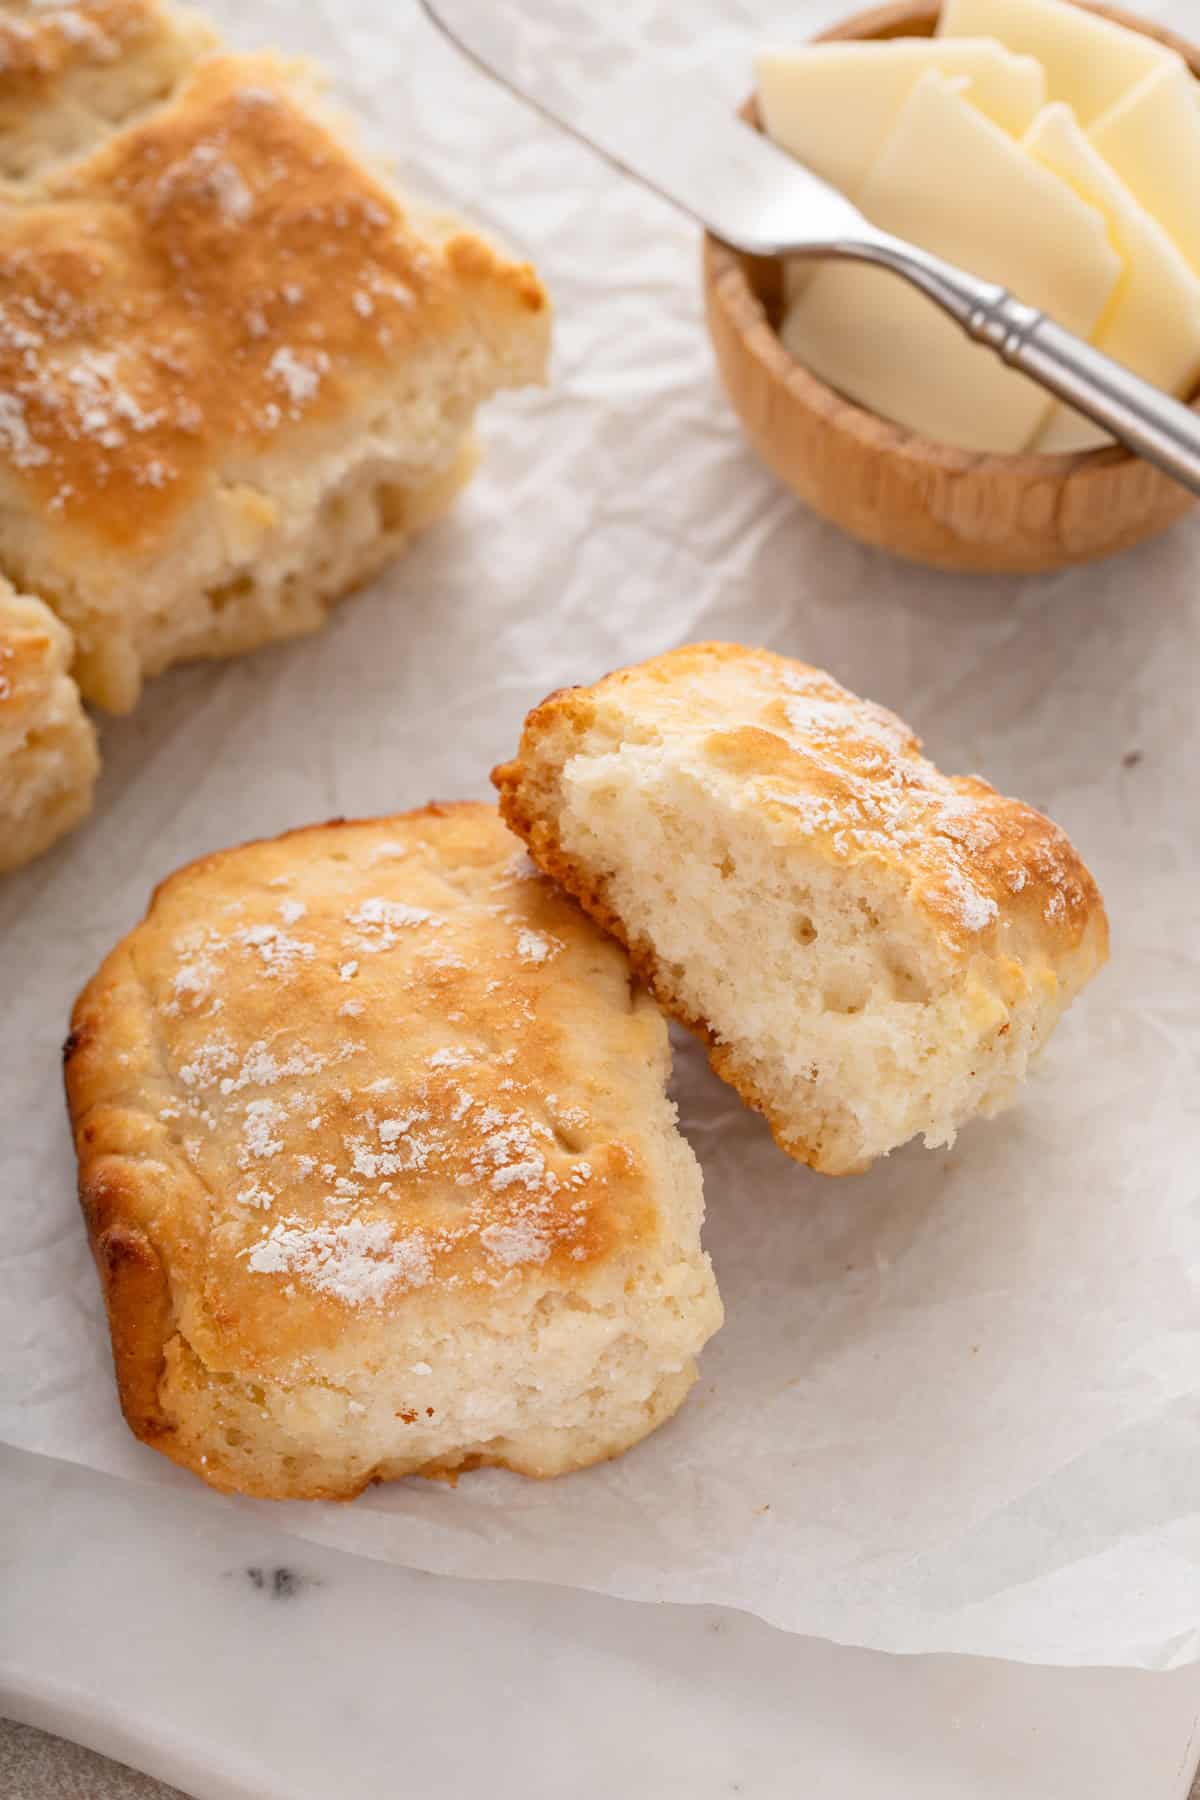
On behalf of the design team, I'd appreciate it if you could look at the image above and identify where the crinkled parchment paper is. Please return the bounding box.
[2,0,1198,1669]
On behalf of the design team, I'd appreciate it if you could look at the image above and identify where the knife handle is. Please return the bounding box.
[846,232,1200,493]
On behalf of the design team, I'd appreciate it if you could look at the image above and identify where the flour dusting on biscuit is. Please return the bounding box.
[0,14,551,715]
[494,642,1109,1175]
[65,802,721,1499]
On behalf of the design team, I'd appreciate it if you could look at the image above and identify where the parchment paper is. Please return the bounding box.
[2,0,1198,1670]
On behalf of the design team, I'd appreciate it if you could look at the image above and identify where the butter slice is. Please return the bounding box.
[1090,61,1200,277]
[938,0,1176,125]
[780,72,1121,453]
[755,39,1044,201]
[1026,102,1200,454]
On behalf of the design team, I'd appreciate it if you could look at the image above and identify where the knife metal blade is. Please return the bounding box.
[417,0,1200,496]
[416,0,870,258]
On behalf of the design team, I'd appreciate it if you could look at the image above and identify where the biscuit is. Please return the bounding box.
[494,643,1109,1175]
[65,803,721,1498]
[0,575,98,872]
[0,0,215,181]
[0,38,551,712]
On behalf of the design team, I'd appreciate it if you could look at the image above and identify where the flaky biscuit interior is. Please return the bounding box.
[495,642,1109,1175]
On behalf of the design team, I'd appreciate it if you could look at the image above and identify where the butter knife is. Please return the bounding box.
[418,0,1200,495]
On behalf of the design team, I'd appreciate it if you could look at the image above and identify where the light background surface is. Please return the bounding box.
[2,0,1198,1695]
[4,1446,1200,1798]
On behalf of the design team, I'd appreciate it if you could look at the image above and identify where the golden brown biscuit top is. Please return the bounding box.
[66,805,666,1370]
[507,642,1107,962]
[0,49,547,551]
[0,0,163,95]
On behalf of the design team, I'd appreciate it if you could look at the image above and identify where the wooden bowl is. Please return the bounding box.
[702,0,1200,572]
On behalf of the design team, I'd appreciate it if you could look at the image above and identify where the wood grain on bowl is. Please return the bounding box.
[702,1,1200,572]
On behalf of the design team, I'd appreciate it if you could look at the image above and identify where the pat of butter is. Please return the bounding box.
[755,39,1045,202]
[1026,103,1200,454]
[1090,61,1200,278]
[938,0,1176,125]
[780,72,1121,454]
[1033,409,1113,456]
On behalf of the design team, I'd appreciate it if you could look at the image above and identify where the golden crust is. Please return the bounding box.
[1,1,179,93]
[494,642,1110,1171]
[0,49,549,554]
[0,576,98,870]
[494,641,1108,962]
[65,803,693,1490]
[0,1,215,179]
